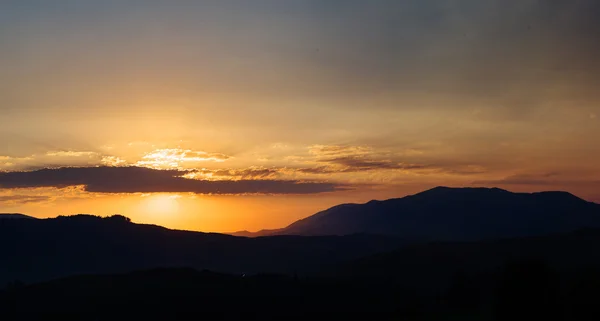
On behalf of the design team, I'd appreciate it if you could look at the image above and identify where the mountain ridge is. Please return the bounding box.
[0,213,37,220]
[232,186,599,238]
[4,186,600,287]
[0,214,405,286]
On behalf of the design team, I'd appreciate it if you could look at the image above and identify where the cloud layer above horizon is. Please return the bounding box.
[0,166,344,195]
[1,0,600,206]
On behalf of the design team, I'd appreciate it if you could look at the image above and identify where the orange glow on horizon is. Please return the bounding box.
[141,194,181,217]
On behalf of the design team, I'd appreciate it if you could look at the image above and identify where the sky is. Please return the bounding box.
[1,0,600,232]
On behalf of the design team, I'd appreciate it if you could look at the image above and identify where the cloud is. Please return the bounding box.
[1,148,230,171]
[1,151,105,171]
[0,195,51,204]
[45,151,98,157]
[135,148,231,169]
[101,156,127,166]
[296,161,426,174]
[474,173,557,186]
[0,155,35,169]
[473,173,600,186]
[183,161,485,181]
[439,166,488,176]
[301,145,484,175]
[308,145,373,157]
[0,167,344,195]
[321,156,425,170]
[190,167,282,180]
[305,144,411,172]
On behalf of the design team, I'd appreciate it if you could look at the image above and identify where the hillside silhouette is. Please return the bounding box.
[3,229,600,320]
[4,186,600,287]
[0,213,403,286]
[0,213,36,219]
[3,187,600,320]
[234,187,600,239]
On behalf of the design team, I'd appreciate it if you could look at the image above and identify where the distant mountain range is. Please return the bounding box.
[0,214,403,286]
[3,186,600,288]
[232,186,600,240]
[0,213,36,219]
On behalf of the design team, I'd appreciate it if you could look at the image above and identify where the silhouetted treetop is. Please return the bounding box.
[53,214,131,223]
[105,214,131,223]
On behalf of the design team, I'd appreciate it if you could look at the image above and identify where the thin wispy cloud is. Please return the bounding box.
[45,151,98,157]
[0,195,51,204]
[474,173,600,187]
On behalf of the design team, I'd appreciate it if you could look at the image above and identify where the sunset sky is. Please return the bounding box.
[1,0,599,232]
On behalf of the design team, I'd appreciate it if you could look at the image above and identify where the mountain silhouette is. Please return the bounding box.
[0,213,37,220]
[0,214,402,287]
[4,187,600,290]
[234,187,600,240]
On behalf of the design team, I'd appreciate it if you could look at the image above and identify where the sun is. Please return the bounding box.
[142,194,181,216]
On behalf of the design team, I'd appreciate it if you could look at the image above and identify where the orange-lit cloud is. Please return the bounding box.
[0,152,104,170]
[0,195,51,205]
[135,149,231,169]
[184,167,282,181]
[45,151,98,157]
[101,156,127,166]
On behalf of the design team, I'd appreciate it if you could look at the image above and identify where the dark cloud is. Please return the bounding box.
[0,167,344,195]
[0,195,51,204]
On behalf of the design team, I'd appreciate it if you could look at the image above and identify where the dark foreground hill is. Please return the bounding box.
[0,214,403,286]
[234,187,600,239]
[3,228,600,320]
[333,228,600,290]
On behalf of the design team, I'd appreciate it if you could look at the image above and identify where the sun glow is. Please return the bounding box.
[142,194,181,216]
